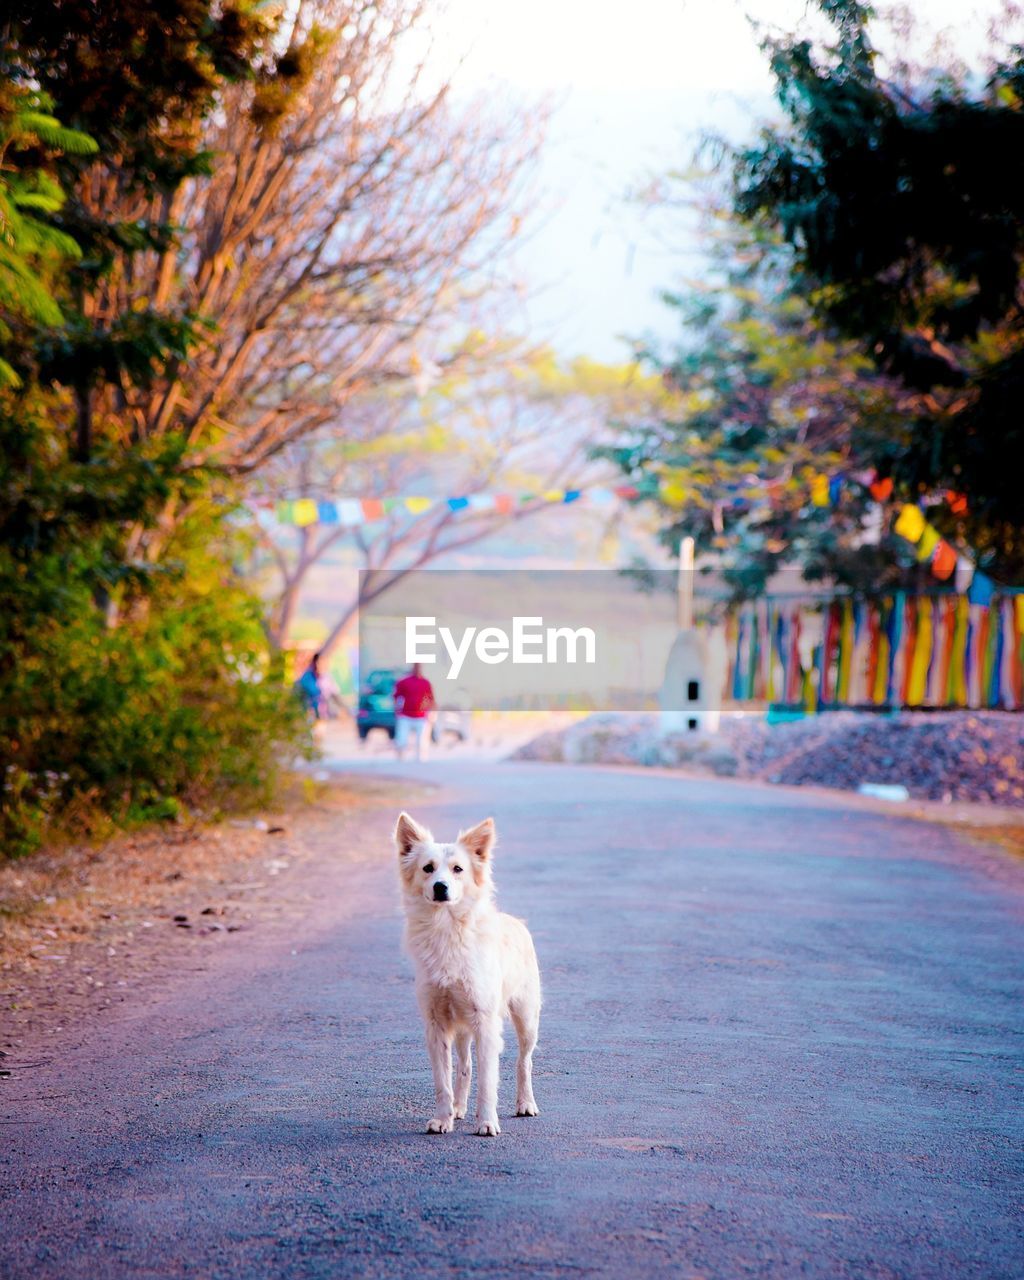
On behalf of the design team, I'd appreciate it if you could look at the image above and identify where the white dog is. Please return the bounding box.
[394,811,541,1136]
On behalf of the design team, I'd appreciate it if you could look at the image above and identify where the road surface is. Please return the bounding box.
[2,762,1022,1279]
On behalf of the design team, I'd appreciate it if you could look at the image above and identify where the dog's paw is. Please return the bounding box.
[515,1100,539,1117]
[426,1115,455,1134]
[453,1104,468,1119]
[475,1117,501,1137]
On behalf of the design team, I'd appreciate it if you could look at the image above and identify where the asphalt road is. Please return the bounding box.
[2,762,1023,1279]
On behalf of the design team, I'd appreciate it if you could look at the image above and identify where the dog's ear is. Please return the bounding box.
[457,816,496,862]
[394,811,431,857]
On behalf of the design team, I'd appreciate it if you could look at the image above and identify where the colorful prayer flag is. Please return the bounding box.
[915,524,940,562]
[968,570,995,607]
[931,539,957,581]
[293,498,319,527]
[946,490,969,515]
[894,504,926,544]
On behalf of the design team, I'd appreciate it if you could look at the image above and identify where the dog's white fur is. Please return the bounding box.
[394,811,541,1136]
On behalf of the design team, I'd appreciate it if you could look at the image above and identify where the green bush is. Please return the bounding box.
[1,546,309,855]
[0,412,309,857]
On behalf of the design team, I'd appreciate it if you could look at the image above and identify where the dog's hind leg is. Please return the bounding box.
[453,1030,473,1119]
[473,1013,503,1136]
[510,999,540,1117]
[425,1021,455,1134]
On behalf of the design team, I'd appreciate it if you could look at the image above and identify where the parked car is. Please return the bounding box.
[356,669,471,744]
[356,668,403,740]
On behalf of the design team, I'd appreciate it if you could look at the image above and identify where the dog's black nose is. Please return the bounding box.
[432,882,449,902]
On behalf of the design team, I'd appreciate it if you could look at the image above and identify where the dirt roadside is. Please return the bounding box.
[0,773,423,1064]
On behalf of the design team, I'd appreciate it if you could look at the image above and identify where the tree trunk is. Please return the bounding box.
[272,574,304,649]
[317,600,360,664]
[74,382,92,462]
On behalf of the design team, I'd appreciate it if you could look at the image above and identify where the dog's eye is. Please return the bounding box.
[452,865,463,874]
[422,862,434,874]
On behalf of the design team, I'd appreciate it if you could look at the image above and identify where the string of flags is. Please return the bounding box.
[255,487,632,527]
[728,592,1024,711]
[660,465,985,588]
[262,471,968,556]
[891,501,963,582]
[254,469,1009,597]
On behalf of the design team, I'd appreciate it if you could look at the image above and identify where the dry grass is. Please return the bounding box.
[0,772,418,1050]
[959,824,1024,861]
[1,774,320,962]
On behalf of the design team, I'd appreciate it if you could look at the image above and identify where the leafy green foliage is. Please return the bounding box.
[7,0,275,182]
[734,0,1024,578]
[0,397,306,857]
[0,78,97,384]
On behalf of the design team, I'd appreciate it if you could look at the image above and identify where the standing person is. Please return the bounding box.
[296,652,325,721]
[393,663,435,761]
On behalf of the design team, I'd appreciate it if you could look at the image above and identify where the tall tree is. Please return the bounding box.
[0,7,304,853]
[13,0,536,481]
[733,0,1024,579]
[249,342,651,658]
[599,205,908,598]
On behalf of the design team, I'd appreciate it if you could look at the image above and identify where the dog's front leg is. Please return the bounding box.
[453,1030,473,1119]
[425,1021,455,1134]
[473,1013,503,1136]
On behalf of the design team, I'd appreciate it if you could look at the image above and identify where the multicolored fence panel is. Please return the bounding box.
[726,594,1024,711]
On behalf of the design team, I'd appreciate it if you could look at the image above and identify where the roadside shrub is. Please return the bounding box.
[1,554,308,855]
[0,415,309,856]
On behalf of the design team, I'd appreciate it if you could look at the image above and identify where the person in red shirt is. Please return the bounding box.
[393,663,435,761]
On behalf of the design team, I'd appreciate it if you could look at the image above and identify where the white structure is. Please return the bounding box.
[659,538,720,734]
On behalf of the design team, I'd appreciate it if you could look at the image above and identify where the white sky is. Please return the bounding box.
[426,0,1018,359]
[439,0,1008,92]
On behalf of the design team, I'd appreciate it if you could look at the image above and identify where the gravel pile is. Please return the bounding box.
[512,711,1024,807]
